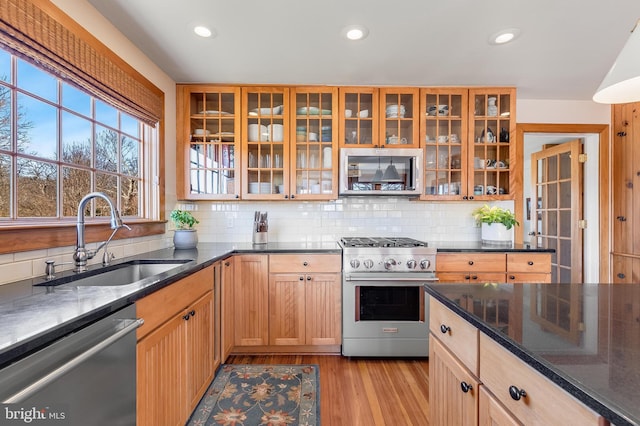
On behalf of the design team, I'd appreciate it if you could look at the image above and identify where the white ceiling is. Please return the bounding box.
[87,0,640,101]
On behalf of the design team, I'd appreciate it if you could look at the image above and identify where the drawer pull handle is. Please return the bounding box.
[509,275,516,280]
[468,260,474,265]
[509,385,527,401]
[527,261,534,266]
[460,382,473,393]
[440,324,451,334]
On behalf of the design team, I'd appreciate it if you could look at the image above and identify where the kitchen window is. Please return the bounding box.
[0,47,157,221]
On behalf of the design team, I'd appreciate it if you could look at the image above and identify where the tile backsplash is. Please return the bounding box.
[178,198,514,244]
[0,198,513,285]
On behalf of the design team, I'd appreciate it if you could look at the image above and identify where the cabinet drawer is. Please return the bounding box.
[506,272,551,283]
[506,253,551,273]
[269,254,341,273]
[430,298,479,375]
[437,253,506,273]
[438,272,506,283]
[479,333,602,425]
[137,266,213,340]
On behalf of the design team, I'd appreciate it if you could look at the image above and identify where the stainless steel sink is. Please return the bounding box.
[34,259,193,287]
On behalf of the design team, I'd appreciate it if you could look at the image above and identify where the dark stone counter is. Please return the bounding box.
[0,242,340,368]
[425,283,640,426]
[433,240,554,253]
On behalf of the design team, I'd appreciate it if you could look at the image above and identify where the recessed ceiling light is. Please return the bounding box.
[342,25,369,41]
[194,25,214,38]
[489,28,521,45]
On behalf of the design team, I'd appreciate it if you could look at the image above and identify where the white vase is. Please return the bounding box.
[173,229,198,249]
[481,223,513,246]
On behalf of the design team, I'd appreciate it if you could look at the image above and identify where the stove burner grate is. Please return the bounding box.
[340,237,427,248]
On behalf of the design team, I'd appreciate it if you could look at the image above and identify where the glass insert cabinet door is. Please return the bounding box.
[421,88,467,199]
[241,87,289,199]
[379,88,420,148]
[339,87,378,147]
[469,88,515,199]
[292,87,338,199]
[180,86,240,200]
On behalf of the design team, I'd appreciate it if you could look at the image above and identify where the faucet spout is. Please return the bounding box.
[73,192,128,272]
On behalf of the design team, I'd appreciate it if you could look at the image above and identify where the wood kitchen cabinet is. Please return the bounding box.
[421,87,515,200]
[339,87,379,147]
[176,85,241,200]
[268,254,341,350]
[136,265,215,426]
[241,87,290,199]
[612,102,640,280]
[437,252,551,284]
[220,256,234,361]
[430,297,604,426]
[232,253,341,354]
[233,254,269,346]
[290,87,338,199]
[379,87,420,148]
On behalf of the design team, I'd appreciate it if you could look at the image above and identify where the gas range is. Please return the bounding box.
[339,237,437,275]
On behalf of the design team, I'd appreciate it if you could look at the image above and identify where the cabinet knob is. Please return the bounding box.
[299,276,304,281]
[224,261,230,266]
[440,324,451,334]
[508,385,527,401]
[183,314,191,321]
[306,275,312,281]
[617,131,627,137]
[291,194,296,199]
[527,261,534,266]
[469,196,474,200]
[617,216,627,222]
[618,273,626,279]
[190,310,195,317]
[303,261,309,266]
[468,261,474,265]
[462,196,468,200]
[464,275,471,280]
[460,382,473,393]
[471,275,478,280]
[284,195,289,199]
[509,275,516,280]
[235,195,239,199]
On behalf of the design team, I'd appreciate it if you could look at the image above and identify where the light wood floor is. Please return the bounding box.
[226,354,430,426]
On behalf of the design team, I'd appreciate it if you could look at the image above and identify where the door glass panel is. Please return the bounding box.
[560,210,572,238]
[559,151,571,179]
[559,181,571,208]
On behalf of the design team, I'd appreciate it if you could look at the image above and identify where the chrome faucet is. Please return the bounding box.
[73,192,130,272]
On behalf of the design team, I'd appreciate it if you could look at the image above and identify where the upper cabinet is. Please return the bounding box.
[421,87,516,201]
[241,87,290,200]
[176,84,516,202]
[339,87,379,147]
[176,85,241,200]
[338,87,419,148]
[290,87,338,200]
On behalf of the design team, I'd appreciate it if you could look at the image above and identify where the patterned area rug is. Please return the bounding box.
[187,364,319,426]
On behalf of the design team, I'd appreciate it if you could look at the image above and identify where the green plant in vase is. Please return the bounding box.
[170,209,199,249]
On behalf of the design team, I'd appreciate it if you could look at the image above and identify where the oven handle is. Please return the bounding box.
[346,276,439,282]
[3,318,143,404]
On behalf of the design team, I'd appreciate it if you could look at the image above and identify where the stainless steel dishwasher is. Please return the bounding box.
[0,304,142,425]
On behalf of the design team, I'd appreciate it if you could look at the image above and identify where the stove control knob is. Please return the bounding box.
[350,259,361,269]
[363,259,374,269]
[420,259,431,270]
[406,259,417,269]
[384,258,397,270]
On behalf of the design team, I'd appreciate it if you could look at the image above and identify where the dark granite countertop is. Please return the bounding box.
[425,283,640,426]
[0,242,340,368]
[433,241,554,253]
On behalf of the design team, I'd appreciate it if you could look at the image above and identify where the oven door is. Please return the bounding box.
[342,276,435,357]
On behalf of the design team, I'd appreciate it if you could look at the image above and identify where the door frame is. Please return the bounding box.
[515,123,610,282]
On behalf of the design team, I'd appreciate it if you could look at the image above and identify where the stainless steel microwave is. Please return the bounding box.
[339,148,423,196]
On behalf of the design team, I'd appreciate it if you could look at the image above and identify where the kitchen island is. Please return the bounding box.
[425,282,640,426]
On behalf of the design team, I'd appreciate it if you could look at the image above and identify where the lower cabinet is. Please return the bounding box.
[478,386,519,426]
[233,253,341,353]
[429,336,479,426]
[611,254,640,283]
[220,257,235,361]
[136,266,215,426]
[429,297,604,426]
[437,252,552,283]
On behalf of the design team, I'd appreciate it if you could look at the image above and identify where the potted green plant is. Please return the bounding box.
[472,204,519,246]
[170,209,199,249]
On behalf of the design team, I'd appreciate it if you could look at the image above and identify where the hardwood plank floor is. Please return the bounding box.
[225,354,430,425]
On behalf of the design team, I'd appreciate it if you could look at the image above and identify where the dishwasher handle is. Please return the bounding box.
[4,318,144,404]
